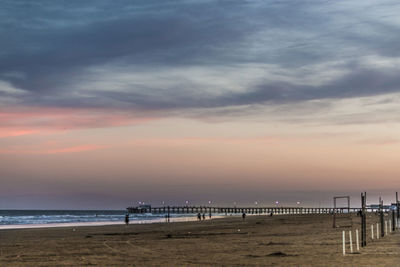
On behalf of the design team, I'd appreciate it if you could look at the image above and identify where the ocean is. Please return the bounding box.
[0,210,199,229]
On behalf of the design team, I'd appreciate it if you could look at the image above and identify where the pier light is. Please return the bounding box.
[296,201,300,205]
[275,201,279,206]
[162,201,165,205]
[255,201,258,205]
[185,200,189,206]
[208,200,211,205]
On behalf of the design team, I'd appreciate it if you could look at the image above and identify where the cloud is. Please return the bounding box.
[0,1,256,93]
[67,60,400,111]
[0,129,38,138]
[1,0,400,124]
[0,107,157,136]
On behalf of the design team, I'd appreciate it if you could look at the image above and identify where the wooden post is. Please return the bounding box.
[376,223,379,239]
[385,220,388,236]
[371,224,374,240]
[349,231,353,254]
[342,231,346,255]
[356,229,360,251]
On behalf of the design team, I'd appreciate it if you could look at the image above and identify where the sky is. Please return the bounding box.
[1,0,400,209]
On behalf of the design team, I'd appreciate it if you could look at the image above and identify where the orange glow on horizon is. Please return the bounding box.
[44,145,106,154]
[0,144,105,154]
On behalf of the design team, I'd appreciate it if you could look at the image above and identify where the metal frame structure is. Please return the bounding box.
[333,196,352,228]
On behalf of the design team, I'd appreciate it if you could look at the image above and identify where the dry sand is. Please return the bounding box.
[0,213,399,266]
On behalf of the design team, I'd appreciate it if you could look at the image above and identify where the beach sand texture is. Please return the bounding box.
[0,213,399,266]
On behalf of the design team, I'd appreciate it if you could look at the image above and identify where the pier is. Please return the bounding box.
[126,205,393,215]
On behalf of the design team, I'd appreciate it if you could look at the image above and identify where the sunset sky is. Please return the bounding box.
[1,0,400,209]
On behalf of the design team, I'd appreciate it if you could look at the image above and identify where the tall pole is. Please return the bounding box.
[392,207,396,231]
[361,192,367,247]
[396,192,399,219]
[380,197,384,237]
[348,197,350,214]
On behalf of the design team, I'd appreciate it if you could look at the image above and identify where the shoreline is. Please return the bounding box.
[0,214,229,230]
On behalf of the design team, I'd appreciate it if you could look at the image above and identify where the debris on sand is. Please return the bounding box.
[267,251,297,257]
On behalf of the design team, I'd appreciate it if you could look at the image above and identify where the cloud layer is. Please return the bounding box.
[1,1,400,111]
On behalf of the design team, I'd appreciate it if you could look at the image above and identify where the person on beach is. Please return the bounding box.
[125,214,129,225]
[202,213,206,220]
[242,212,246,220]
[197,213,201,221]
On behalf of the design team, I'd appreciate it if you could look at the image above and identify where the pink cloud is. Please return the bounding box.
[0,106,157,135]
[0,129,38,138]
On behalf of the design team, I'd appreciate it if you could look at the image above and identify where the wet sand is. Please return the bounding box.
[0,213,399,266]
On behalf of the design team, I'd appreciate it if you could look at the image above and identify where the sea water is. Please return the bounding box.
[0,210,200,229]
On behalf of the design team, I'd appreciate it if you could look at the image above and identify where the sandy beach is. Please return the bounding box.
[0,213,399,266]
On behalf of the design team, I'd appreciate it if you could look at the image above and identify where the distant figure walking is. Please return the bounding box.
[242,212,246,220]
[270,212,273,216]
[197,213,201,221]
[202,213,206,220]
[125,214,130,225]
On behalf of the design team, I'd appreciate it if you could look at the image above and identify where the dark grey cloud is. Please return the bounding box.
[0,1,261,91]
[1,0,400,112]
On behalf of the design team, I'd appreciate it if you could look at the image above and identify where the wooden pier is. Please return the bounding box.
[126,205,391,215]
